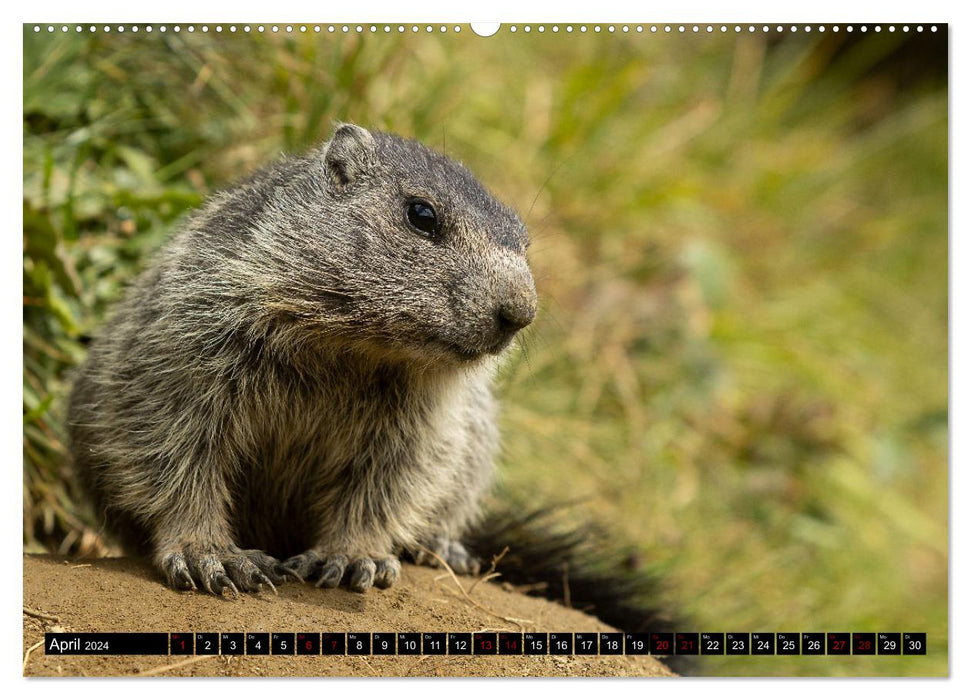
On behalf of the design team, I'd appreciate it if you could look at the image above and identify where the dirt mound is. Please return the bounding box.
[23,555,674,677]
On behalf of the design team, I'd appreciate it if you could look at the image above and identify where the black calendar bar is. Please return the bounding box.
[321,632,345,655]
[170,632,193,655]
[45,633,168,655]
[752,633,774,655]
[499,632,523,655]
[373,633,396,655]
[676,633,699,655]
[40,632,928,656]
[297,633,320,655]
[473,632,497,654]
[398,633,422,655]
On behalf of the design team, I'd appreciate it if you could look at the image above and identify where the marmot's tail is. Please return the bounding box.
[466,504,691,673]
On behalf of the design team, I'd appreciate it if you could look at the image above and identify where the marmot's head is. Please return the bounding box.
[243,123,537,366]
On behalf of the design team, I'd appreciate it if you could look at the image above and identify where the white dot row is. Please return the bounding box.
[31,24,940,35]
[509,24,937,34]
[32,25,464,34]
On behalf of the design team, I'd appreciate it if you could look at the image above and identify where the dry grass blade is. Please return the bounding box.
[419,546,534,631]
[23,606,60,623]
[468,544,509,595]
[23,640,43,673]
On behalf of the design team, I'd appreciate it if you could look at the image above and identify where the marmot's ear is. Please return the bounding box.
[324,123,376,190]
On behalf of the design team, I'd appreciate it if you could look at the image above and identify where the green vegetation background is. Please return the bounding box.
[23,26,947,676]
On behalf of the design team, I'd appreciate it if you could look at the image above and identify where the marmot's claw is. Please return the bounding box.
[161,553,197,590]
[175,572,196,590]
[213,573,239,597]
[347,559,377,592]
[284,550,400,592]
[315,555,348,588]
[158,545,282,597]
[275,564,304,583]
[373,557,401,589]
[239,549,285,585]
[282,551,324,580]
[253,571,278,595]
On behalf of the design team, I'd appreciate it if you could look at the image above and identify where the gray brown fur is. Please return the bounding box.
[67,124,536,594]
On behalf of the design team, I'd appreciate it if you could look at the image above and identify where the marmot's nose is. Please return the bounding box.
[495,297,536,335]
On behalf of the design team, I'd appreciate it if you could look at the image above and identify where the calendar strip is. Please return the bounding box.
[43,632,927,656]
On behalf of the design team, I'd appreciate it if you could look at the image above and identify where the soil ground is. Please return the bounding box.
[23,554,674,678]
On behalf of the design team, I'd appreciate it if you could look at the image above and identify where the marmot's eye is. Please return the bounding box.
[405,199,439,238]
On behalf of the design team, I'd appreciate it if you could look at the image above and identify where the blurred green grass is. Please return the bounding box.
[22,26,947,676]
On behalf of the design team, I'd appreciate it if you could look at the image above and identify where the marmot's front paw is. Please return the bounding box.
[158,545,284,596]
[282,550,401,592]
[414,538,481,576]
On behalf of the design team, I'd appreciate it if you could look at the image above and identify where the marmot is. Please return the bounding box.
[67,123,537,595]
